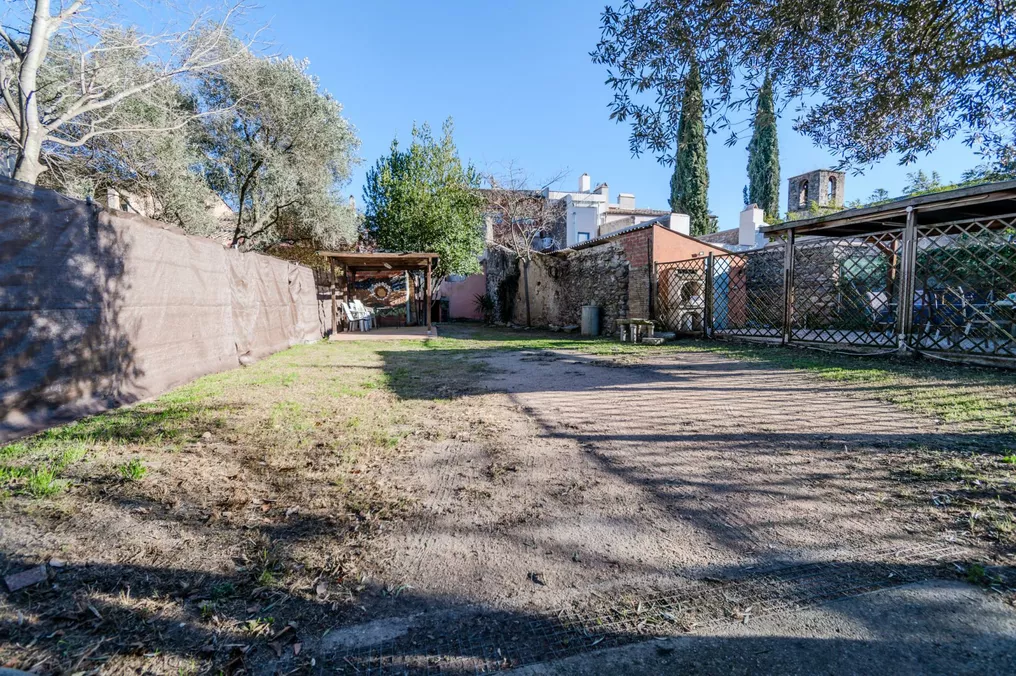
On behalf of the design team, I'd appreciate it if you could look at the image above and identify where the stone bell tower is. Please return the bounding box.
[787,169,845,217]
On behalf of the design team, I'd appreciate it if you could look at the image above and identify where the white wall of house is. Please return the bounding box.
[569,203,599,244]
[549,174,679,247]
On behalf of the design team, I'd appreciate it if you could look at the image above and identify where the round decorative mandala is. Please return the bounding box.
[370,282,392,300]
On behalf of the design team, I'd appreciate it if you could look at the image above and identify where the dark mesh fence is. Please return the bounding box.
[653,212,1016,365]
[656,258,707,334]
[712,247,784,339]
[911,215,1016,357]
[791,231,901,347]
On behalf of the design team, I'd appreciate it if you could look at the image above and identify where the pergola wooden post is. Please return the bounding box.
[329,258,337,335]
[425,259,432,331]
[317,252,440,333]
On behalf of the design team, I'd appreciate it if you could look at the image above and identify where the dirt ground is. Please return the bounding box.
[2,328,1015,674]
[346,346,1015,670]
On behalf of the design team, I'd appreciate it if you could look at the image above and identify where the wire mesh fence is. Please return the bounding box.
[711,247,785,339]
[910,215,1016,358]
[790,231,902,348]
[652,212,1016,365]
[656,258,707,334]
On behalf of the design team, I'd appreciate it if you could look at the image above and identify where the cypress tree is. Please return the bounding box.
[746,74,780,221]
[669,61,712,235]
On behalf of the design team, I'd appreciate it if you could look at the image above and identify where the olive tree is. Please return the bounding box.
[0,0,251,185]
[592,1,1016,173]
[199,51,360,250]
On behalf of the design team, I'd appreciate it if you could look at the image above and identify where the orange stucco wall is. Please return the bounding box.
[652,225,728,263]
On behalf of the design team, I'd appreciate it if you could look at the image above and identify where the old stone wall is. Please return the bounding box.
[484,243,630,334]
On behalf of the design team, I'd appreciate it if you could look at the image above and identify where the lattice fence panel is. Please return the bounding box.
[712,247,784,338]
[910,215,1016,357]
[791,231,901,347]
[656,258,707,334]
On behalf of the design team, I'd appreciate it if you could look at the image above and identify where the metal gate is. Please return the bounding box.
[656,258,707,334]
[910,214,1016,358]
[711,247,785,339]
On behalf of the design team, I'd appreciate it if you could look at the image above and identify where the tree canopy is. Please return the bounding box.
[592,1,1016,173]
[200,51,360,250]
[746,75,779,222]
[361,119,485,281]
[669,61,712,236]
[0,0,249,185]
[0,3,360,252]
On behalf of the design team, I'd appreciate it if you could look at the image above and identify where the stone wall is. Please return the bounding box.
[485,243,630,334]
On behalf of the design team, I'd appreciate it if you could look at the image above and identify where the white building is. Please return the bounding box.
[545,173,687,247]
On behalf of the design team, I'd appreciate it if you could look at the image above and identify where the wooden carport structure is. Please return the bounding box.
[317,251,440,334]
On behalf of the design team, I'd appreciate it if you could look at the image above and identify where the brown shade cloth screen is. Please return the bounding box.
[0,178,323,441]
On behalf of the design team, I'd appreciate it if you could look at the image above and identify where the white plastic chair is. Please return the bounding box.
[340,301,367,331]
[352,299,375,330]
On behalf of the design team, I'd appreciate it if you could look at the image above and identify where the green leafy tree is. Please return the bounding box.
[362,119,485,282]
[868,188,891,203]
[669,61,712,236]
[902,170,942,195]
[592,1,1016,174]
[200,51,360,250]
[746,75,779,221]
[39,76,219,234]
[0,0,248,185]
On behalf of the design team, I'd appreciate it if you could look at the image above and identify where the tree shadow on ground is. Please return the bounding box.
[2,550,1014,674]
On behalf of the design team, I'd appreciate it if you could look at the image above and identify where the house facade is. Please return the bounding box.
[545,173,679,247]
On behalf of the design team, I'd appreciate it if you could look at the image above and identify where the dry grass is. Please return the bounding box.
[2,326,1015,673]
[0,338,487,675]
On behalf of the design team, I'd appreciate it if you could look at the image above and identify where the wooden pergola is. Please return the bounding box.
[317,251,440,334]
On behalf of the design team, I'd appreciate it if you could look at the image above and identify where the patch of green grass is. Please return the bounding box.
[26,467,62,497]
[0,438,89,498]
[899,449,1016,549]
[116,458,148,482]
[244,617,274,636]
[210,582,235,599]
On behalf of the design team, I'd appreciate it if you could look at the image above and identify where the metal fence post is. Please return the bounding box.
[704,253,714,338]
[781,230,796,345]
[897,207,918,353]
[650,260,658,320]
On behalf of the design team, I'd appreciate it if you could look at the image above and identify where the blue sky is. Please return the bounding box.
[260,1,983,232]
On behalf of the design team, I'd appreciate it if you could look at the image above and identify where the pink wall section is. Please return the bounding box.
[440,274,485,320]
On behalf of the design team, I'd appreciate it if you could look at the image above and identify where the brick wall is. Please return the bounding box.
[612,228,653,318]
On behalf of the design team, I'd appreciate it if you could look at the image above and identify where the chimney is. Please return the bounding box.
[348,195,356,209]
[106,188,121,211]
[579,173,591,192]
[669,213,690,235]
[617,193,635,209]
[739,204,765,247]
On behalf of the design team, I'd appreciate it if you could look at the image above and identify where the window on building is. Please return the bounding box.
[828,175,837,202]
[576,232,591,242]
[798,180,809,208]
